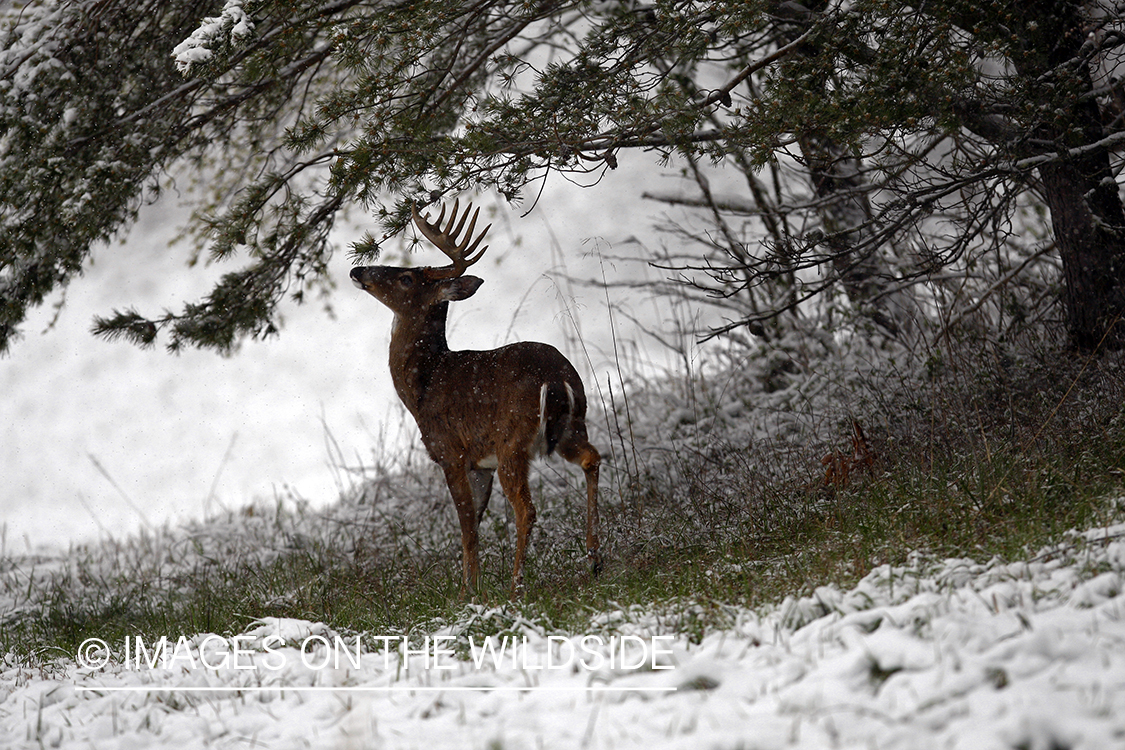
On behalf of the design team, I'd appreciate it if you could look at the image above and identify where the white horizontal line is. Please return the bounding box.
[75,685,677,693]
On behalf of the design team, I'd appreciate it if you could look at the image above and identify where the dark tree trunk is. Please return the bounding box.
[1037,154,1125,351]
[1018,2,1125,351]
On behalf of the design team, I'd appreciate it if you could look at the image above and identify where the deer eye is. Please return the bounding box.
[399,274,415,288]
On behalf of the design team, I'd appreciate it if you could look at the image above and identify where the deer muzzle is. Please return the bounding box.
[350,266,369,289]
[350,265,393,292]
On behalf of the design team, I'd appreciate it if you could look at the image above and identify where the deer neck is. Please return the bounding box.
[387,301,451,415]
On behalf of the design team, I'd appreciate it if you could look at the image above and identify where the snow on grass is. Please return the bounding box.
[4,523,1125,749]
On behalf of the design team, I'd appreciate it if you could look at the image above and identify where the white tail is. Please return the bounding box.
[350,200,601,595]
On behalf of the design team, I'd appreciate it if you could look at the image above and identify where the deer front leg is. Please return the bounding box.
[442,463,482,596]
[560,438,602,577]
[497,452,535,596]
[580,445,601,577]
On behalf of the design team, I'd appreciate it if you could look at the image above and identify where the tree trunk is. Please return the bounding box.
[797,132,916,338]
[1037,154,1125,351]
[1019,2,1125,351]
[775,3,917,338]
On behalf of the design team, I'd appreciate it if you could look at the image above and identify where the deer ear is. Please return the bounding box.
[440,275,483,301]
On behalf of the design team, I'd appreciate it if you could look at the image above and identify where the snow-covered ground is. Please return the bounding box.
[4,522,1124,749]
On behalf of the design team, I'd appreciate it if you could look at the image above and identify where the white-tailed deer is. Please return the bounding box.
[350,200,601,595]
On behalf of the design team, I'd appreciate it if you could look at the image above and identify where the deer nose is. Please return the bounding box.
[350,267,366,289]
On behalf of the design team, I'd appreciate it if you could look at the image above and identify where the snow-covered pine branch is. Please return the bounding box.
[173,0,256,74]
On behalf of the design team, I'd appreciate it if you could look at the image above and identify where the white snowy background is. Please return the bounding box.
[0,159,675,551]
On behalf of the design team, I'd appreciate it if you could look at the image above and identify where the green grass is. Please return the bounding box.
[3,345,1125,661]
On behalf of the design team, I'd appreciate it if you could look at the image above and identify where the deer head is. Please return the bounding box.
[350,199,490,317]
[350,200,601,596]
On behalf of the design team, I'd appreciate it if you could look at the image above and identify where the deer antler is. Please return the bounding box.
[411,199,491,278]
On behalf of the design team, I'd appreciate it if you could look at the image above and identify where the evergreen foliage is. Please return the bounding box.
[2,0,1125,353]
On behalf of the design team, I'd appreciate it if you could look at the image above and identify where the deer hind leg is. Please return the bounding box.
[441,463,482,596]
[496,451,535,596]
[558,434,601,577]
[468,468,494,524]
